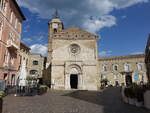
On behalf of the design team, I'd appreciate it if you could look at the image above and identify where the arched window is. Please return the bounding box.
[124,64,130,72]
[10,11,13,23]
[0,20,3,40]
[30,70,38,75]
[103,65,107,72]
[33,60,38,65]
[137,63,142,71]
[15,18,18,29]
[113,65,118,71]
[54,28,57,33]
[0,0,4,10]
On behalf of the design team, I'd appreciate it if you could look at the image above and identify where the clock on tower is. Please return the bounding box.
[52,23,58,29]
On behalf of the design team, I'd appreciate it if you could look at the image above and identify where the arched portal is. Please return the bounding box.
[125,74,132,86]
[65,64,82,90]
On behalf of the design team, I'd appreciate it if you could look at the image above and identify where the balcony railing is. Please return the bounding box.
[7,40,19,50]
[3,65,16,71]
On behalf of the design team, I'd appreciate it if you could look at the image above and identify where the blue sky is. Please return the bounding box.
[17,0,150,57]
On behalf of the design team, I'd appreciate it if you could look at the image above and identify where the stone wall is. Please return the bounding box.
[51,37,99,90]
[99,54,148,86]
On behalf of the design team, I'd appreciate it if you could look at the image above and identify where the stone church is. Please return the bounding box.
[44,12,148,91]
[46,13,100,90]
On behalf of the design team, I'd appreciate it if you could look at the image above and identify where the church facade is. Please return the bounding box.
[46,15,100,90]
[45,13,148,91]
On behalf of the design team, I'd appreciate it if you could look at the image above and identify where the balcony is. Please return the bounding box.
[7,40,19,50]
[3,64,16,71]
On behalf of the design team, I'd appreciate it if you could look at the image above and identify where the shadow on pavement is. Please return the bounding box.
[62,87,149,113]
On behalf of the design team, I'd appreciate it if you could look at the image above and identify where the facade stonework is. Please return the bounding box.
[28,53,44,79]
[47,17,100,90]
[99,54,148,86]
[0,0,25,85]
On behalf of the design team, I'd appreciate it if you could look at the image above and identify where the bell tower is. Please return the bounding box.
[47,10,64,64]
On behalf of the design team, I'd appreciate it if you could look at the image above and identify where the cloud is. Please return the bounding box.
[17,0,149,34]
[30,44,48,56]
[121,15,127,19]
[83,15,116,33]
[22,32,47,44]
[22,38,33,43]
[99,50,112,57]
[23,24,30,33]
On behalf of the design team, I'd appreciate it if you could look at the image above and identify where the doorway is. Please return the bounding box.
[11,74,15,86]
[70,74,78,89]
[125,74,132,86]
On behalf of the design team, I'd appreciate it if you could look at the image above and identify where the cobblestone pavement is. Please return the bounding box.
[2,87,150,113]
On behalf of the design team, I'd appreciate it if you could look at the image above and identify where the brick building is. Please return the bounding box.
[0,0,25,85]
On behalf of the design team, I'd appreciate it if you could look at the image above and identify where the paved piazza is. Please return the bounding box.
[2,87,149,113]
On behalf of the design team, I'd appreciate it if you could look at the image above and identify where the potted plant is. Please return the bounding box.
[0,91,5,113]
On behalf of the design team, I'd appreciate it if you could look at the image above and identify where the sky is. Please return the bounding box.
[17,0,150,57]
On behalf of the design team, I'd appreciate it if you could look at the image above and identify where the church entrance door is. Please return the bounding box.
[70,74,78,89]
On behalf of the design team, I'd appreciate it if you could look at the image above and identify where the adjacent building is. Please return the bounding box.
[99,54,148,86]
[145,34,150,83]
[0,0,25,85]
[28,53,45,83]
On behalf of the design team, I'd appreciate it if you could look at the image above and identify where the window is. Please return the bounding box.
[0,20,3,40]
[9,32,14,41]
[15,18,17,29]
[103,65,107,72]
[113,65,118,71]
[124,64,130,72]
[3,73,7,80]
[0,0,4,11]
[30,70,38,75]
[10,57,14,65]
[26,59,28,65]
[10,11,13,23]
[11,74,15,86]
[137,63,142,71]
[33,61,38,65]
[70,44,80,55]
[18,22,21,33]
[4,49,9,64]
[54,28,57,33]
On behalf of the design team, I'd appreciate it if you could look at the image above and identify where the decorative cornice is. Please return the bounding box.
[52,27,98,40]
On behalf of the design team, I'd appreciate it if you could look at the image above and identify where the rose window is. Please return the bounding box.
[69,44,80,55]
